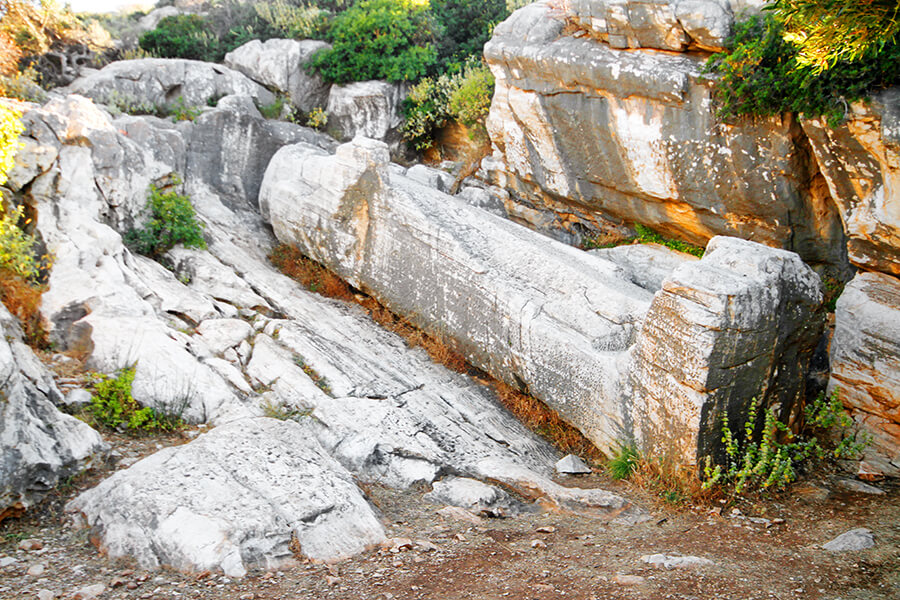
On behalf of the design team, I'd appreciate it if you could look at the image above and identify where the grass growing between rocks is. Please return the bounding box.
[583,224,705,258]
[269,242,601,461]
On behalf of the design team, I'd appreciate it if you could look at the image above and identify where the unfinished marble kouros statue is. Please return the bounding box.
[259,137,824,467]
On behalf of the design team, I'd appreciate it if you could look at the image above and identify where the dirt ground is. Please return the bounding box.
[1,430,898,600]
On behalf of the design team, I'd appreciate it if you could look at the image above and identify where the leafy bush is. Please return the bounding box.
[310,0,438,84]
[772,0,900,71]
[704,14,900,126]
[87,367,183,432]
[254,0,331,39]
[447,58,494,126]
[139,14,221,61]
[429,0,508,71]
[168,96,202,121]
[702,390,868,494]
[124,180,206,259]
[583,223,705,258]
[401,57,494,150]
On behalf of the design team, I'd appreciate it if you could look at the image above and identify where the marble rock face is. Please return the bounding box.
[259,136,823,466]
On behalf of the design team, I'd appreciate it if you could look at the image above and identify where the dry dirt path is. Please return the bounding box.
[1,432,897,600]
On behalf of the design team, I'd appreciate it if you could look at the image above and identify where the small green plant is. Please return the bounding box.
[86,367,183,432]
[306,106,328,130]
[295,355,332,395]
[254,0,330,40]
[261,397,313,421]
[124,179,206,259]
[607,443,641,480]
[0,206,40,281]
[702,390,868,494]
[259,95,287,120]
[103,90,159,117]
[168,96,201,122]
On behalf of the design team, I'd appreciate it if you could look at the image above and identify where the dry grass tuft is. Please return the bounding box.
[269,244,355,302]
[493,381,604,463]
[270,242,601,459]
[0,269,47,347]
[630,452,716,506]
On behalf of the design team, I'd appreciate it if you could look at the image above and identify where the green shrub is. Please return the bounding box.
[429,0,508,71]
[87,367,183,432]
[124,180,206,259]
[259,95,287,120]
[583,224,705,258]
[400,57,494,150]
[254,0,331,39]
[0,206,40,282]
[138,14,221,62]
[310,0,438,84]
[704,14,900,126]
[702,390,868,494]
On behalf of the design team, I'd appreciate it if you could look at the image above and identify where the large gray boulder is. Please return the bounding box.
[829,271,900,478]
[326,80,407,147]
[224,39,332,113]
[0,305,107,520]
[67,418,386,576]
[65,59,275,113]
[484,1,847,272]
[258,137,823,465]
[184,106,337,208]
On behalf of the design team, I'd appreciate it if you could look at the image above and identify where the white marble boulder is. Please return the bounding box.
[258,137,823,466]
[225,39,332,114]
[66,418,386,576]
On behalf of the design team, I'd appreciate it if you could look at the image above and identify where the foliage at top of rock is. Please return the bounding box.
[772,0,900,72]
[705,11,900,125]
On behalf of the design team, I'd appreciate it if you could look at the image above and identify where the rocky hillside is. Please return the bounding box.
[0,0,897,585]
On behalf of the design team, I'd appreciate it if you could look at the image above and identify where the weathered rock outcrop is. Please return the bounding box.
[65,58,275,111]
[225,39,332,113]
[7,94,644,573]
[259,137,823,465]
[483,1,846,271]
[326,81,407,148]
[802,89,900,277]
[829,272,900,478]
[0,305,107,520]
[67,418,386,575]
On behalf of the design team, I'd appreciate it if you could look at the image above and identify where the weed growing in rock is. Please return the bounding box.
[168,97,201,122]
[607,443,640,480]
[261,397,313,421]
[306,106,328,130]
[124,180,206,259]
[294,355,333,396]
[86,367,184,433]
[702,390,868,495]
